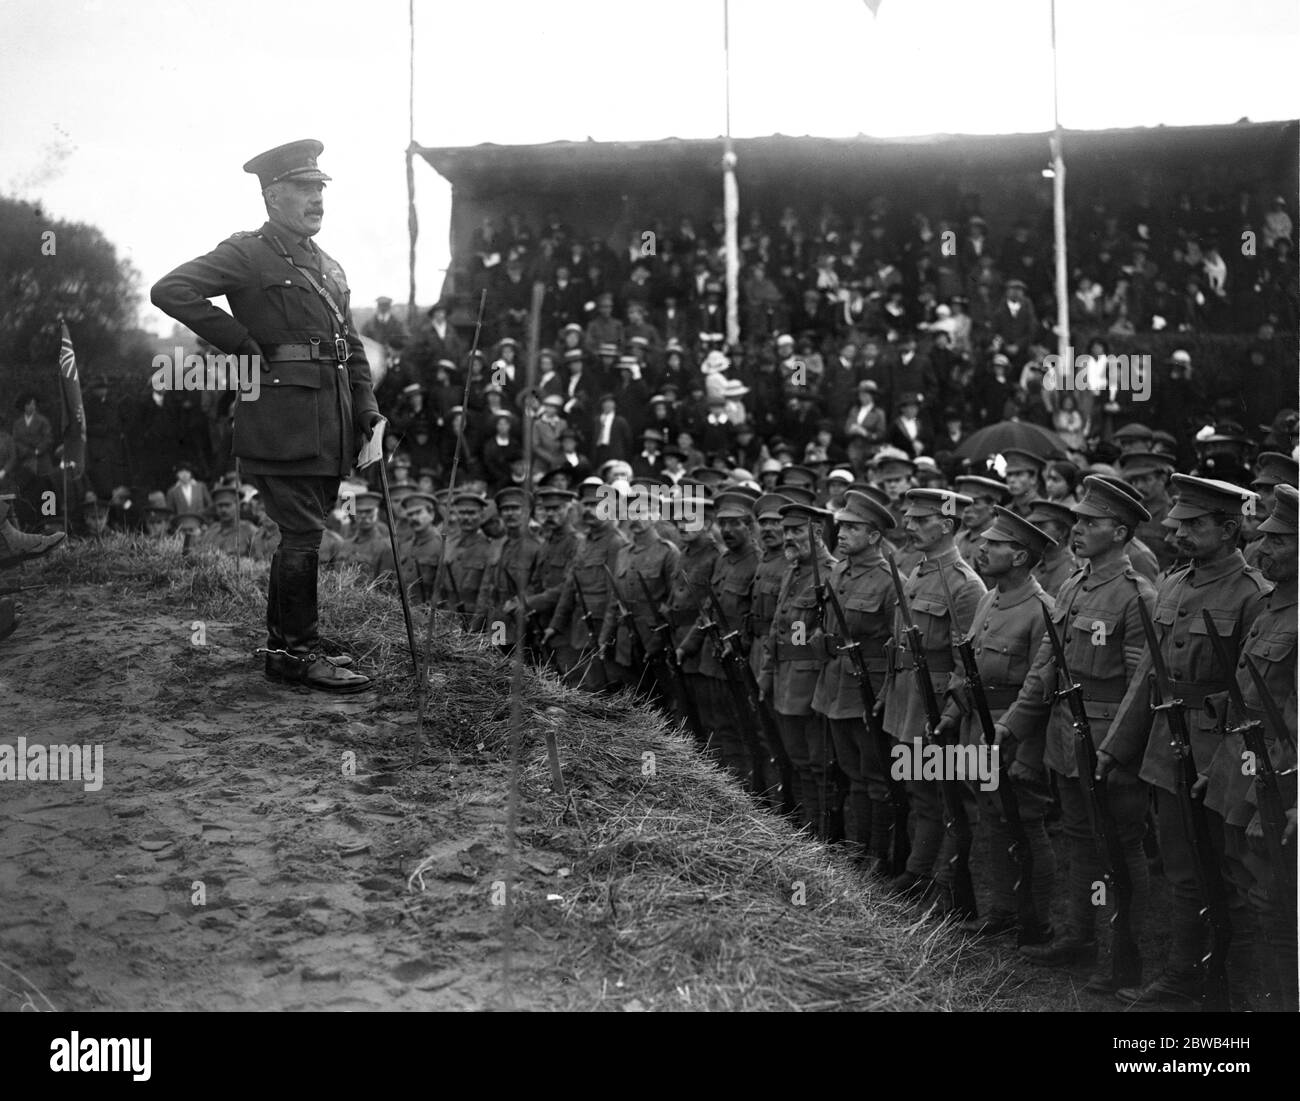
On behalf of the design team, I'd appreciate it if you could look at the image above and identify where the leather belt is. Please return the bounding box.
[895,650,955,675]
[262,341,341,363]
[777,641,820,661]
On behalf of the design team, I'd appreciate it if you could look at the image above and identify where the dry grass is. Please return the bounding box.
[28,533,1016,1011]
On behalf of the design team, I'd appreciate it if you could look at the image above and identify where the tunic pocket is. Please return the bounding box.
[232,362,322,461]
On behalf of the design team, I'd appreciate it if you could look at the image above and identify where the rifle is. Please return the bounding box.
[807,544,845,841]
[1136,600,1231,1011]
[1040,604,1139,983]
[1203,616,1296,975]
[887,552,977,917]
[690,571,796,812]
[503,563,542,658]
[571,570,602,654]
[821,568,910,874]
[937,564,1043,942]
[632,569,708,745]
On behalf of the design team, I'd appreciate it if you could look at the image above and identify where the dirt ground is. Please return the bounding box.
[0,556,1215,1015]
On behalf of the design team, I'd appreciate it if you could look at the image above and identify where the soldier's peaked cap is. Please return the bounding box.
[714,491,755,519]
[1167,474,1255,521]
[778,502,831,527]
[243,139,331,190]
[402,493,439,513]
[1026,498,1075,530]
[1252,451,1300,489]
[451,490,489,508]
[494,486,530,508]
[774,483,816,506]
[1112,423,1153,442]
[754,493,790,520]
[1000,448,1045,473]
[1259,483,1298,534]
[834,490,895,530]
[902,488,971,517]
[354,492,382,509]
[778,464,818,486]
[979,506,1056,554]
[954,475,1010,500]
[212,485,239,501]
[1073,474,1151,525]
[1118,451,1175,477]
[536,487,577,503]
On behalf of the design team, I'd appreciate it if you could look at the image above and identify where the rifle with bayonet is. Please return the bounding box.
[632,569,708,745]
[1136,600,1231,1011]
[821,567,910,874]
[689,570,796,812]
[1203,615,1295,1005]
[1040,603,1140,984]
[570,570,603,672]
[937,564,1043,942]
[887,552,977,917]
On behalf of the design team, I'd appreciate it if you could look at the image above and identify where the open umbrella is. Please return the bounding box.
[952,420,1069,469]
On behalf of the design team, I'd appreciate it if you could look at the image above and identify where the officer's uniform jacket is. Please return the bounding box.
[759,548,837,717]
[1099,550,1271,794]
[376,525,444,603]
[942,577,1054,771]
[1204,577,1297,826]
[682,542,758,681]
[1003,555,1154,777]
[881,546,985,742]
[665,538,718,674]
[526,527,584,623]
[439,527,493,613]
[1032,548,1077,598]
[600,534,681,665]
[151,222,378,478]
[548,525,631,650]
[812,551,896,720]
[197,519,256,557]
[471,530,543,638]
[748,546,789,679]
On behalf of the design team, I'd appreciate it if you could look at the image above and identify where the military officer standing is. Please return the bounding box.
[759,503,838,834]
[1100,475,1271,1007]
[882,488,986,900]
[811,490,898,869]
[936,507,1056,944]
[472,486,543,646]
[197,485,256,556]
[1006,476,1155,990]
[151,139,376,693]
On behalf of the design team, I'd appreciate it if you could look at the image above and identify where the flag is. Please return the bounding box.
[57,320,86,471]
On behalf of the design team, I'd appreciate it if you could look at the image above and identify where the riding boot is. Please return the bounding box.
[277,548,372,694]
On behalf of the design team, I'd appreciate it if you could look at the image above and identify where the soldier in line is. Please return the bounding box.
[472,486,542,647]
[438,490,494,620]
[747,493,791,683]
[1002,449,1045,520]
[1243,450,1299,568]
[1120,451,1178,573]
[374,492,443,604]
[953,474,1009,574]
[811,490,898,870]
[520,488,582,673]
[598,488,681,698]
[663,489,717,737]
[543,478,630,690]
[1004,477,1156,991]
[1025,499,1076,597]
[1204,483,1298,1012]
[882,488,986,904]
[196,485,256,556]
[759,502,838,834]
[1100,475,1272,1007]
[936,507,1057,945]
[679,489,761,786]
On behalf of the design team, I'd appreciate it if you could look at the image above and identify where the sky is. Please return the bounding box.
[3,0,1297,336]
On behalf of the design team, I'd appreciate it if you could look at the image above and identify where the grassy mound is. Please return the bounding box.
[26,535,1012,1011]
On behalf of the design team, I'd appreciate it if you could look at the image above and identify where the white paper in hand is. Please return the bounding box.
[357,416,386,469]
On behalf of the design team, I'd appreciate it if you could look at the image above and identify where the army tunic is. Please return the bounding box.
[954,527,984,573]
[526,528,584,624]
[1031,546,1076,598]
[151,222,377,479]
[812,552,895,721]
[748,547,789,680]
[599,534,681,667]
[666,539,718,674]
[340,525,389,572]
[438,528,494,616]
[548,526,631,652]
[375,525,444,603]
[472,531,544,640]
[196,519,257,557]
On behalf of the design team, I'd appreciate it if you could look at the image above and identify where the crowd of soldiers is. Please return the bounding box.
[317,424,1295,1016]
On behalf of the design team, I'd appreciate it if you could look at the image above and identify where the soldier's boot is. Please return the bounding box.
[0,497,65,565]
[261,551,354,681]
[847,791,872,863]
[797,769,818,832]
[1019,933,1097,967]
[863,799,896,879]
[277,548,372,694]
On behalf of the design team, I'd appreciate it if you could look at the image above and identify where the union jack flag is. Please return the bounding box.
[57,320,86,470]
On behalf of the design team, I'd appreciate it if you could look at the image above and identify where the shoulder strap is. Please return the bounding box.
[257,230,349,335]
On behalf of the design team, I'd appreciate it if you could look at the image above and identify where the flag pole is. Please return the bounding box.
[1050,0,1069,368]
[61,463,69,537]
[722,0,740,347]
